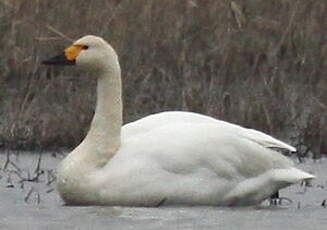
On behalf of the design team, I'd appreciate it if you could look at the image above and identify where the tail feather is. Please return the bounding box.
[272,168,315,184]
[242,128,296,152]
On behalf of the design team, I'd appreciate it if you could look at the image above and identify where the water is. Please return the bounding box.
[0,152,326,230]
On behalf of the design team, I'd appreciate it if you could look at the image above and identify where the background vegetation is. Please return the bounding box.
[0,0,326,156]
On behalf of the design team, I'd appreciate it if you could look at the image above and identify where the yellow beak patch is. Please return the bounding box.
[64,45,86,61]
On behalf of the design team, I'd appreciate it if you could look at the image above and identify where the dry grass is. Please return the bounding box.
[0,0,326,156]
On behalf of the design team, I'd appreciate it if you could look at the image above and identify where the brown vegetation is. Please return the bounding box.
[0,0,326,156]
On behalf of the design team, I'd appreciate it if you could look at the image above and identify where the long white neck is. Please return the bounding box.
[88,66,122,160]
[72,65,122,168]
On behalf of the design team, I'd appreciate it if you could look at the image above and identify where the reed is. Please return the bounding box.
[0,0,326,156]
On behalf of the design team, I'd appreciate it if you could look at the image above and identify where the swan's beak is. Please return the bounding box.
[42,53,75,65]
[42,45,85,65]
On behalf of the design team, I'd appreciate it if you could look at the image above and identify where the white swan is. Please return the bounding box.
[43,35,314,206]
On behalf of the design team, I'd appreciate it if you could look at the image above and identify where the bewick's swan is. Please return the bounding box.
[42,35,314,206]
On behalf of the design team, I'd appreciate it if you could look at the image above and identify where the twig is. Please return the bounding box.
[19,152,44,183]
[24,187,34,203]
[6,174,14,188]
[34,36,63,41]
[9,161,22,173]
[37,192,41,204]
[46,188,55,193]
[3,151,10,170]
[10,170,24,180]
[34,152,42,175]
[312,96,327,111]
[156,198,167,207]
[230,1,246,29]
[271,0,299,59]
[99,0,128,36]
[22,171,44,182]
[46,170,56,186]
[46,25,74,42]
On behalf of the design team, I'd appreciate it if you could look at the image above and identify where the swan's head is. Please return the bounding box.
[43,35,120,73]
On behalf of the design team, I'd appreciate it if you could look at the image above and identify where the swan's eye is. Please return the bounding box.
[82,45,89,50]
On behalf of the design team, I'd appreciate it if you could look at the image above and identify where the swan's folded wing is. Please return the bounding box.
[122,111,296,152]
[240,128,296,152]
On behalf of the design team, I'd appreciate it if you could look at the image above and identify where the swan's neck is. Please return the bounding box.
[81,68,122,167]
[57,66,123,200]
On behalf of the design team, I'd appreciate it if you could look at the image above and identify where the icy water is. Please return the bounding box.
[0,151,326,230]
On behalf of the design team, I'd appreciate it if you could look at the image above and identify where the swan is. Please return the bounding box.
[42,35,314,206]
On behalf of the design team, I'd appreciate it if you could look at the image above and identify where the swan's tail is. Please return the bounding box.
[242,128,296,152]
[272,168,315,184]
[224,167,314,205]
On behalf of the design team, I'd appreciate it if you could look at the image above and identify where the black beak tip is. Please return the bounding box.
[42,59,51,65]
[41,53,75,66]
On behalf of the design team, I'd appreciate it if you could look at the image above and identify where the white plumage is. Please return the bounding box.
[43,35,314,206]
[123,111,296,151]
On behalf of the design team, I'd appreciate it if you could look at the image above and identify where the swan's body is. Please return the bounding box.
[43,35,314,206]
